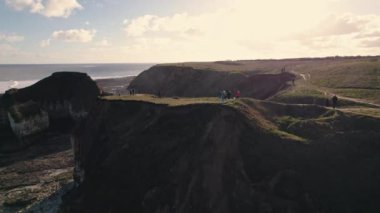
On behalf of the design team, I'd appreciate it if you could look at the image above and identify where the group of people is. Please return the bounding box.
[220,89,240,102]
[128,87,137,95]
[325,95,338,109]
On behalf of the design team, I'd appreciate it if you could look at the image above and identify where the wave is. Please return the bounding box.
[0,80,38,94]
[0,74,138,94]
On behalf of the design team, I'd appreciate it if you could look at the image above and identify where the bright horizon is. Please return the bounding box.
[1,0,380,64]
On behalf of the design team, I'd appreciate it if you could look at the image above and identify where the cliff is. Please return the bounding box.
[2,72,99,117]
[0,72,100,152]
[62,97,380,213]
[128,66,295,99]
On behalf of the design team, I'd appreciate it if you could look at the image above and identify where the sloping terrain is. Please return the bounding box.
[62,96,380,213]
[165,56,380,104]
[128,66,295,99]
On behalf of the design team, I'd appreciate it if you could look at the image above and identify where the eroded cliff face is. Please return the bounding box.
[62,99,380,213]
[128,66,295,99]
[0,72,100,152]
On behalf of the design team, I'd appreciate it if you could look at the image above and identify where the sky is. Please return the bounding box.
[1,0,380,64]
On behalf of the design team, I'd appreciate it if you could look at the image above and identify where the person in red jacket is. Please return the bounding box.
[235,90,241,99]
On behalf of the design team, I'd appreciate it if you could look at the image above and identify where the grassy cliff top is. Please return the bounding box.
[159,56,380,74]
[103,94,380,145]
[102,94,220,106]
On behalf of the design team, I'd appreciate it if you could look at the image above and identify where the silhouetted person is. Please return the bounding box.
[227,90,232,99]
[158,90,161,98]
[332,95,338,109]
[292,79,295,86]
[235,90,240,99]
[281,66,286,73]
[220,90,226,103]
[325,98,330,107]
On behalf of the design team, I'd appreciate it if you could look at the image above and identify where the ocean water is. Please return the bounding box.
[0,63,154,93]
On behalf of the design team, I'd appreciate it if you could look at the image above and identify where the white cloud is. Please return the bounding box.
[361,38,380,48]
[308,13,372,37]
[5,0,82,18]
[96,38,110,47]
[5,0,43,12]
[0,33,24,42]
[40,29,96,47]
[40,39,51,47]
[119,0,380,62]
[52,29,96,43]
[0,43,18,54]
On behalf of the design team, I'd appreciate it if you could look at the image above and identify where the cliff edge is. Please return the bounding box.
[62,97,380,213]
[0,72,100,152]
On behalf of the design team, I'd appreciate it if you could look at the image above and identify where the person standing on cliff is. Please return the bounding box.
[227,90,232,99]
[220,90,226,103]
[235,90,241,99]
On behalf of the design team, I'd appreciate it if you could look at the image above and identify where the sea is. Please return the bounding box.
[0,63,154,94]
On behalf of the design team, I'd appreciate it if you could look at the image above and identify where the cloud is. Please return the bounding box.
[316,14,371,36]
[0,32,24,42]
[0,43,18,55]
[123,13,206,38]
[40,39,51,47]
[40,29,96,47]
[355,30,380,39]
[290,13,380,50]
[52,29,96,43]
[361,38,380,48]
[96,38,110,47]
[5,0,82,18]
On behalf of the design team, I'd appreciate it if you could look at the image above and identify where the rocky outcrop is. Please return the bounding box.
[0,72,100,152]
[7,101,49,138]
[128,66,295,99]
[2,72,100,120]
[62,99,380,213]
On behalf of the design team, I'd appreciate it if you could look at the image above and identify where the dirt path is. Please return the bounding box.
[314,87,380,108]
[295,72,380,108]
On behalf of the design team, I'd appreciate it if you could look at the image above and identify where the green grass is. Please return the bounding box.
[163,56,380,104]
[102,94,380,146]
[330,88,380,104]
[341,108,380,118]
[102,94,221,106]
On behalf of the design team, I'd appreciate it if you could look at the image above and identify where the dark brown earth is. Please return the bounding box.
[61,98,380,213]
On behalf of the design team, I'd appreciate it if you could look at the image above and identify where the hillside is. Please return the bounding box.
[128,65,295,99]
[162,56,380,104]
[141,57,380,118]
[62,96,380,213]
